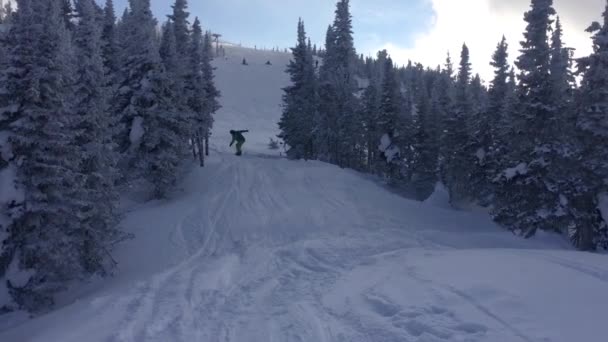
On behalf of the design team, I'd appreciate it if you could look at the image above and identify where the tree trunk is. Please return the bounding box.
[205,132,210,156]
[191,136,197,159]
[197,131,205,167]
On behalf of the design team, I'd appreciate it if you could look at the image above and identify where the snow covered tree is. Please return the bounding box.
[187,17,206,165]
[411,71,439,200]
[279,18,317,160]
[488,36,510,142]
[360,51,389,173]
[465,74,491,203]
[72,0,122,275]
[101,0,119,78]
[62,0,75,31]
[113,0,188,197]
[550,16,575,124]
[1,0,88,310]
[493,0,562,237]
[317,0,359,168]
[570,1,608,249]
[169,0,190,57]
[377,57,404,181]
[201,31,220,153]
[485,37,511,183]
[315,25,337,161]
[442,43,472,204]
[160,22,179,74]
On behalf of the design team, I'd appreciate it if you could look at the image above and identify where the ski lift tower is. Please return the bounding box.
[212,33,222,57]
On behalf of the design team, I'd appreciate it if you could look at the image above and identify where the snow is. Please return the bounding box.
[0,165,21,205]
[475,147,486,163]
[502,162,528,180]
[129,116,145,147]
[0,131,13,161]
[0,45,606,342]
[379,133,400,163]
[424,182,452,209]
[598,193,608,224]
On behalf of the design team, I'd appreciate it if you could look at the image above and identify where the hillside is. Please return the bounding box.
[0,46,606,342]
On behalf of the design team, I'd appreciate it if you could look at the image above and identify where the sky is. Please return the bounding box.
[109,0,605,81]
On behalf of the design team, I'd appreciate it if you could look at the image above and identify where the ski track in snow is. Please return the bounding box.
[1,45,607,342]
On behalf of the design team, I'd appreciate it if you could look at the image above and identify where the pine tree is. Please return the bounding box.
[377,57,403,180]
[571,1,608,249]
[101,0,118,77]
[488,36,510,139]
[201,31,220,156]
[493,0,561,237]
[486,36,510,175]
[62,0,75,31]
[279,18,317,160]
[361,83,380,172]
[2,0,86,310]
[316,25,338,162]
[317,0,359,168]
[435,56,454,183]
[188,18,206,165]
[113,0,187,197]
[73,0,122,276]
[466,74,491,203]
[442,43,472,204]
[169,0,190,57]
[550,16,575,122]
[411,70,438,199]
[360,51,388,173]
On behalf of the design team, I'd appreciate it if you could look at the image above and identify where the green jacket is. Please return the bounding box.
[230,130,248,146]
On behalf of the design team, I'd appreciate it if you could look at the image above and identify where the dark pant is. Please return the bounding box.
[236,141,244,155]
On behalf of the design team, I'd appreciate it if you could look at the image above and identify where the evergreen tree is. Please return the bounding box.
[550,16,575,122]
[188,18,206,165]
[2,0,85,310]
[377,56,404,180]
[443,43,472,204]
[279,18,317,160]
[435,57,454,182]
[73,0,122,276]
[466,74,492,203]
[317,0,359,168]
[411,70,438,199]
[169,0,190,57]
[571,1,608,249]
[201,31,221,155]
[113,0,187,197]
[62,0,75,30]
[486,37,510,177]
[488,36,510,139]
[101,0,118,77]
[316,25,338,162]
[493,0,561,237]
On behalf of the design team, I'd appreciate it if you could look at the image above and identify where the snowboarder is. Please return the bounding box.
[230,130,249,156]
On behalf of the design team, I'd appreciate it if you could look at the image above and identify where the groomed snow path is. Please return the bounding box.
[1,46,606,342]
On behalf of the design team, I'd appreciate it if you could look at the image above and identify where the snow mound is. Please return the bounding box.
[424,182,452,209]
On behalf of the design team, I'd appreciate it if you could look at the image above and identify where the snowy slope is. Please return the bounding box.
[1,46,607,342]
[211,45,291,154]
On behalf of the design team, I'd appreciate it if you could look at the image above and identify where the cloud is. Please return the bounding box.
[378,0,605,82]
